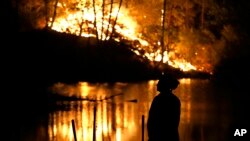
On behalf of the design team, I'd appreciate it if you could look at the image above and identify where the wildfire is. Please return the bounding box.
[48,0,199,72]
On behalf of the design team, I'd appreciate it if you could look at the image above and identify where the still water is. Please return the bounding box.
[18,78,238,141]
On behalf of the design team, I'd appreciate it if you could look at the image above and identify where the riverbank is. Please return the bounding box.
[4,29,212,111]
[10,29,158,83]
[9,29,211,84]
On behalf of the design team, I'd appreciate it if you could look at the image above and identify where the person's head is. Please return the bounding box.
[157,73,180,92]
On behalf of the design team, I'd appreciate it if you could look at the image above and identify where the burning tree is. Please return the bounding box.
[13,0,239,74]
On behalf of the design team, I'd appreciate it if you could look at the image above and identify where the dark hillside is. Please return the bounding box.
[11,29,161,84]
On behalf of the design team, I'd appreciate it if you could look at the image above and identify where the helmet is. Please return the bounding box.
[157,73,179,91]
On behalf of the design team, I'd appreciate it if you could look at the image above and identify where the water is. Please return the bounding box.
[11,78,249,141]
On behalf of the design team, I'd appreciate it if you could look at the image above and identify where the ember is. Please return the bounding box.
[22,0,219,73]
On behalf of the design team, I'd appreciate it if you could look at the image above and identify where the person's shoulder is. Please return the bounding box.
[154,94,162,100]
[151,94,160,101]
[172,94,181,103]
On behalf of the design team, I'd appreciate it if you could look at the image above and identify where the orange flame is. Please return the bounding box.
[48,0,199,72]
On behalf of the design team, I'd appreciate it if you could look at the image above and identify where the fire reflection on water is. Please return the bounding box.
[48,81,151,141]
[48,101,113,141]
[178,78,192,124]
[47,101,131,141]
[47,79,229,141]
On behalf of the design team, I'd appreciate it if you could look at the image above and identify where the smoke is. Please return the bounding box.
[16,0,241,73]
[123,0,240,73]
[174,28,225,73]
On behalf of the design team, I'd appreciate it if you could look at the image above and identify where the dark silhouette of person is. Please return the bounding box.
[147,73,181,141]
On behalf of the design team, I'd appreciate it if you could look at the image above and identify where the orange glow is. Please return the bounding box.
[49,82,151,141]
[177,79,192,125]
[179,78,192,84]
[42,76,232,141]
[101,102,109,135]
[45,0,209,72]
[49,1,139,41]
[79,82,90,97]
[116,128,122,141]
[48,100,137,141]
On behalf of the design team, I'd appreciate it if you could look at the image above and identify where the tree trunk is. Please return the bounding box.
[50,0,59,28]
[79,9,85,36]
[43,0,49,29]
[105,0,114,40]
[166,5,173,52]
[161,0,167,64]
[101,0,105,40]
[109,0,123,40]
[92,0,99,42]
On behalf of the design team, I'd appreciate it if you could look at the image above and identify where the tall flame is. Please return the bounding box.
[48,0,200,72]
